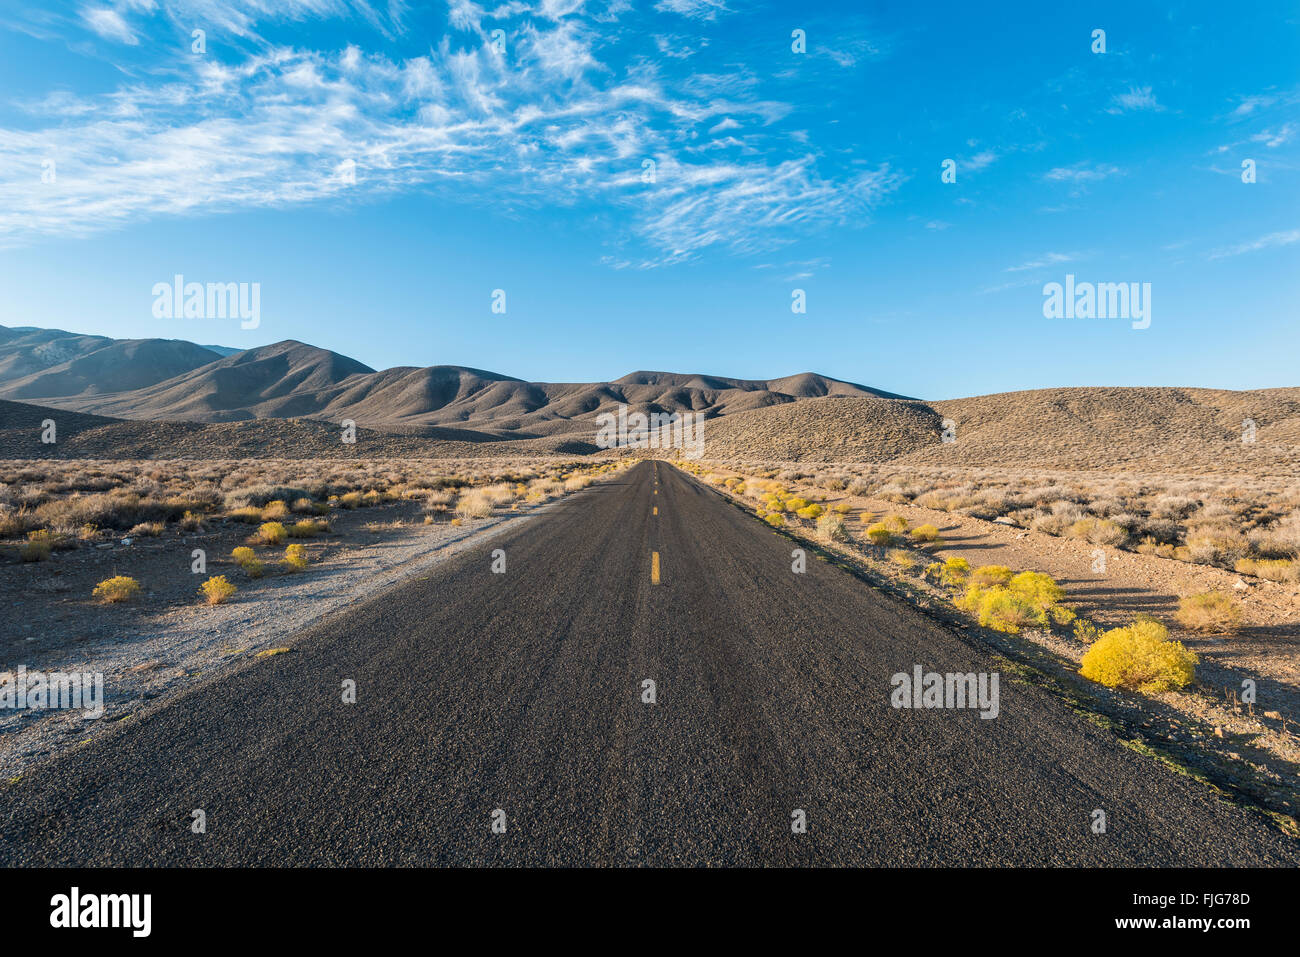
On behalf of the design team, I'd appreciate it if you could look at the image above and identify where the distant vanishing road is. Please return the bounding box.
[3,462,1297,866]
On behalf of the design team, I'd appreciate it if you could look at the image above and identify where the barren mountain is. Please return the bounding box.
[0,337,223,401]
[0,326,891,432]
[2,325,1295,473]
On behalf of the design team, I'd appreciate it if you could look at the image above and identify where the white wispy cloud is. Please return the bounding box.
[654,0,728,21]
[633,158,902,265]
[1,1,897,264]
[1107,85,1162,114]
[1043,162,1121,183]
[1208,229,1300,260]
[1232,94,1275,117]
[1005,251,1075,272]
[1251,123,1296,148]
[80,5,141,44]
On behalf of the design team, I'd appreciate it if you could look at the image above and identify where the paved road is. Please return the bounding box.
[3,462,1297,865]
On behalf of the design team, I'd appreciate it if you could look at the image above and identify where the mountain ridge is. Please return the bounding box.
[0,325,891,430]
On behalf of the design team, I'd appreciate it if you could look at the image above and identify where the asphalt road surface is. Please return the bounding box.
[3,462,1297,866]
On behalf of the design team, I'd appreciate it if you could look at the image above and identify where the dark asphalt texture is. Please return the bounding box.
[3,461,1297,866]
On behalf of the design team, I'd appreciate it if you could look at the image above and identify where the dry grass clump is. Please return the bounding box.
[910,524,940,543]
[525,478,564,503]
[128,521,164,537]
[1174,591,1242,634]
[93,575,141,603]
[283,544,308,570]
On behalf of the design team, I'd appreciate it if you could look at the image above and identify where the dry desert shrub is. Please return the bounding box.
[1234,558,1299,582]
[1174,591,1242,634]
[200,575,237,605]
[816,512,848,543]
[956,571,1073,635]
[865,523,893,545]
[888,548,920,571]
[1079,616,1197,693]
[0,506,31,537]
[223,485,313,510]
[260,500,291,521]
[289,519,328,538]
[93,575,141,603]
[1067,517,1129,547]
[257,521,288,545]
[455,490,495,518]
[20,530,53,561]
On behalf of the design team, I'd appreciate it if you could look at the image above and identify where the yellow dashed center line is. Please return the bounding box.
[651,551,661,585]
[653,506,658,515]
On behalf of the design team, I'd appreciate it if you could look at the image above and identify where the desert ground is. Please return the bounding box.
[2,324,1299,859]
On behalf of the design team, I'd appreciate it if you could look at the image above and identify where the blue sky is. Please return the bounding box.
[0,0,1296,399]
